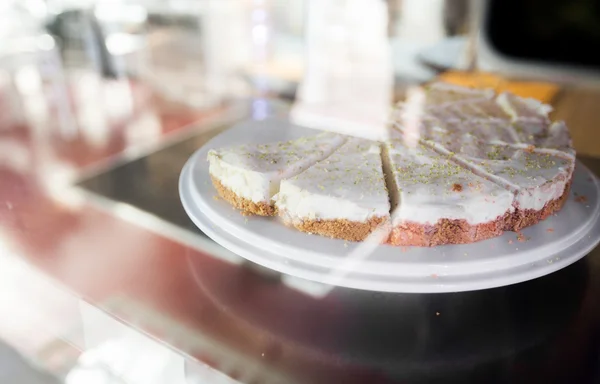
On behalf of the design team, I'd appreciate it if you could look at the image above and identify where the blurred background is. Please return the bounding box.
[1,1,600,383]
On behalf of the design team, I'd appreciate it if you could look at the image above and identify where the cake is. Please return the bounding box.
[274,138,390,241]
[391,82,575,240]
[383,139,515,246]
[206,82,576,246]
[207,132,345,215]
[496,91,553,121]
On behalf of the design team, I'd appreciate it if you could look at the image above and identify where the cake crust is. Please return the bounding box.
[282,215,389,242]
[387,180,572,247]
[507,179,572,231]
[211,175,275,216]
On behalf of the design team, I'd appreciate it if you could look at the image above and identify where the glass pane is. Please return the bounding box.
[0,1,599,384]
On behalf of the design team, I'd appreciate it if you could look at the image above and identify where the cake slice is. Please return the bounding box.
[406,118,571,154]
[400,82,551,123]
[521,120,575,158]
[429,97,512,121]
[393,114,575,233]
[429,140,575,231]
[207,132,345,216]
[496,92,552,121]
[392,83,574,160]
[391,82,494,124]
[274,138,390,242]
[384,140,515,246]
[425,85,550,122]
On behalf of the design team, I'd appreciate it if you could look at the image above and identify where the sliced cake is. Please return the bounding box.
[421,82,494,106]
[207,132,345,216]
[383,139,515,246]
[206,83,576,246]
[429,140,575,231]
[274,138,390,241]
[394,82,567,151]
[392,84,575,235]
[496,92,552,121]
[401,117,573,156]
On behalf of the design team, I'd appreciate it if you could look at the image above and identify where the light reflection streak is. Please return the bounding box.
[401,85,425,148]
[284,225,392,299]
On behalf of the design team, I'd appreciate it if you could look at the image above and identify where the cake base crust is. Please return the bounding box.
[506,180,572,232]
[210,175,275,216]
[281,214,389,242]
[388,180,572,247]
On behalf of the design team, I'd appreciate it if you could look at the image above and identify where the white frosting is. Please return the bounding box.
[392,83,575,212]
[385,140,514,225]
[207,132,345,203]
[536,121,575,157]
[274,138,390,222]
[441,143,573,211]
[290,104,393,142]
[424,138,573,211]
[209,83,575,233]
[496,92,552,121]
[396,109,574,158]
[430,98,511,121]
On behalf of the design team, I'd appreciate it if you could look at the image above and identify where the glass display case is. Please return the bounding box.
[1,1,600,383]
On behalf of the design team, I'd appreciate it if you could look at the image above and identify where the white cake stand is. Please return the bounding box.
[179,118,600,293]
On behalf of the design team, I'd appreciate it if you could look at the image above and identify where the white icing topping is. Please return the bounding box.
[536,121,575,157]
[274,138,390,222]
[427,140,573,211]
[465,145,570,210]
[496,92,552,121]
[429,98,511,121]
[391,83,576,213]
[385,140,514,225]
[207,132,345,203]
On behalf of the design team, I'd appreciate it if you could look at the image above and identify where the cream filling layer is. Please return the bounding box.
[208,158,273,203]
[385,140,515,226]
[274,138,390,222]
[207,132,346,204]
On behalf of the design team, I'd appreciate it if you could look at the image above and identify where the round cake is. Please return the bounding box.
[207,83,575,247]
